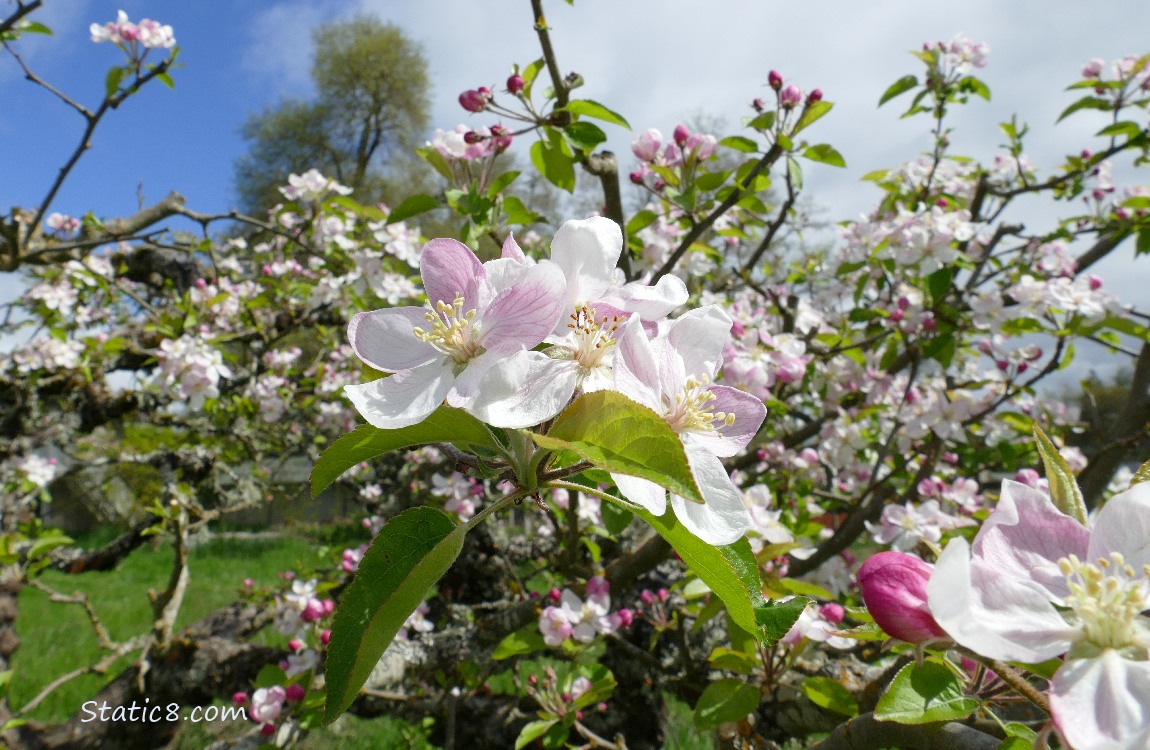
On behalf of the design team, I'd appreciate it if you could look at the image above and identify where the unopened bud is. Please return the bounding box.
[673,124,690,147]
[768,70,783,90]
[806,88,823,104]
[779,84,803,109]
[459,87,491,113]
[506,74,525,95]
[857,551,947,644]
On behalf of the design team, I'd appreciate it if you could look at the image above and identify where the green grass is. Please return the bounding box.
[10,531,325,722]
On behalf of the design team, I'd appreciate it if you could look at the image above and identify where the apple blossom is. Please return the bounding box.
[343,237,566,429]
[857,551,947,644]
[611,306,766,545]
[928,480,1150,750]
[249,686,286,725]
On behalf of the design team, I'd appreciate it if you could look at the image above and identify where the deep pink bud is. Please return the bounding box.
[459,87,491,113]
[615,608,634,628]
[752,98,766,113]
[629,171,644,185]
[232,691,249,706]
[806,88,823,104]
[673,124,690,147]
[321,629,331,645]
[856,551,947,644]
[507,74,525,95]
[768,70,783,90]
[464,130,483,145]
[288,638,305,653]
[639,589,656,605]
[779,85,803,109]
[528,673,538,686]
[1088,274,1103,290]
[657,588,669,602]
[819,602,846,624]
[549,588,562,603]
[285,684,306,703]
[261,723,276,736]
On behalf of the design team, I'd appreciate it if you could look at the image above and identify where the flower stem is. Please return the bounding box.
[958,647,1050,714]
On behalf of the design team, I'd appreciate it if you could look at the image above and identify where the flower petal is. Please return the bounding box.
[974,480,1090,601]
[666,305,732,378]
[421,238,486,309]
[479,260,566,351]
[613,314,662,412]
[601,274,688,321]
[685,384,766,457]
[550,217,621,305]
[1050,650,1150,750]
[1089,482,1150,570]
[669,447,752,545]
[612,473,667,516]
[468,350,577,429]
[928,536,1079,663]
[343,362,453,429]
[348,307,436,373]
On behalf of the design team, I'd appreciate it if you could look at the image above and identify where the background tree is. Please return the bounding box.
[233,14,431,213]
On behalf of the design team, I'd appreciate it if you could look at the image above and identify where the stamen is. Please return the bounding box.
[412,292,484,364]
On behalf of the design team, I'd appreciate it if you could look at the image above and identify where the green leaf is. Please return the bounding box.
[156,72,175,89]
[927,267,954,303]
[324,507,465,724]
[791,100,833,136]
[625,209,658,236]
[958,76,991,101]
[516,719,559,749]
[561,99,631,129]
[493,628,547,660]
[874,660,978,725]
[20,22,53,35]
[879,75,918,106]
[1129,457,1150,489]
[786,156,803,192]
[1032,422,1087,524]
[630,502,806,645]
[800,144,846,168]
[312,407,501,497]
[693,678,760,729]
[487,170,521,198]
[532,391,705,504]
[1137,227,1150,257]
[747,111,776,131]
[387,194,439,225]
[600,500,633,536]
[802,676,859,716]
[720,135,759,153]
[530,136,576,193]
[564,120,608,152]
[1097,121,1143,139]
[1057,96,1112,122]
[503,195,547,227]
[105,66,125,98]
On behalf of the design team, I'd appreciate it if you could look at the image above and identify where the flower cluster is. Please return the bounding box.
[539,576,632,646]
[90,10,175,50]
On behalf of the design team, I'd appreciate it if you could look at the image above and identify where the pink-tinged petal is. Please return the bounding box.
[485,257,531,293]
[479,261,566,351]
[612,473,667,516]
[1051,651,1150,750]
[685,384,765,457]
[601,274,687,321]
[666,305,731,378]
[974,481,1090,601]
[550,217,621,305]
[928,537,1078,663]
[348,307,436,373]
[1089,482,1150,569]
[613,315,662,412]
[343,362,453,429]
[468,351,577,429]
[421,238,486,309]
[669,447,752,545]
[650,337,687,406]
[501,233,525,261]
[445,350,502,409]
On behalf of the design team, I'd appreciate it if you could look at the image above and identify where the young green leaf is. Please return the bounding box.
[791,100,833,136]
[801,144,846,168]
[561,99,631,129]
[311,407,501,497]
[532,390,705,503]
[324,507,465,724]
[515,720,559,750]
[693,678,760,729]
[878,75,919,106]
[802,676,859,716]
[1032,422,1087,524]
[386,194,439,225]
[874,660,978,725]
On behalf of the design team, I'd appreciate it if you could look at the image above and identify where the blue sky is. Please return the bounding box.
[4,0,1150,380]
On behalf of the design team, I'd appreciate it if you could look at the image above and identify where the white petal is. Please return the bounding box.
[343,362,453,429]
[613,314,662,412]
[348,307,436,373]
[468,351,577,429]
[666,305,731,378]
[612,473,666,516]
[1089,482,1150,570]
[601,274,688,321]
[1051,651,1150,750]
[550,217,621,305]
[927,537,1078,663]
[669,447,752,545]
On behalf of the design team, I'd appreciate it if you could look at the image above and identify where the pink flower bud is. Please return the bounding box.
[1082,58,1105,79]
[506,74,525,95]
[779,85,803,109]
[261,723,276,736]
[752,98,766,113]
[286,684,306,703]
[806,88,823,104]
[639,589,656,605]
[615,608,634,628]
[657,588,669,602]
[464,130,483,145]
[528,673,538,686]
[768,70,783,90]
[288,638,304,653]
[1088,274,1103,290]
[322,599,335,616]
[549,588,562,603]
[232,691,249,706]
[459,87,491,113]
[856,551,947,644]
[321,629,331,645]
[819,602,845,624]
[629,171,644,185]
[672,124,691,147]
